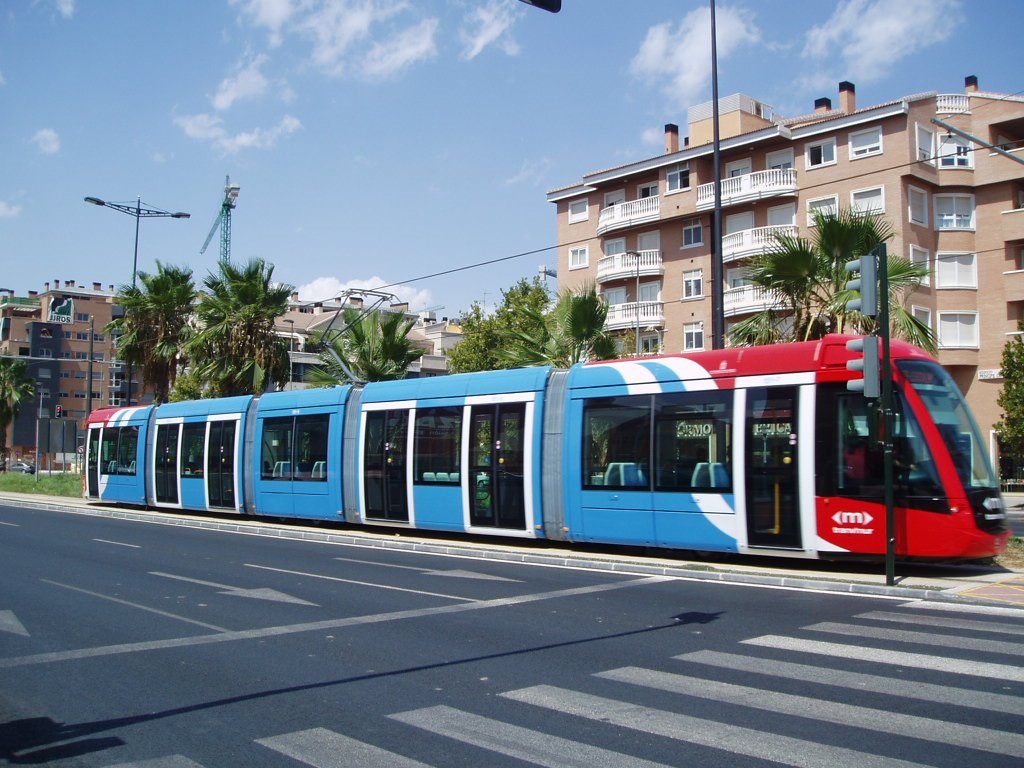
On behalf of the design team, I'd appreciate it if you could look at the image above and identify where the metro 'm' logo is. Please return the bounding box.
[832,510,874,526]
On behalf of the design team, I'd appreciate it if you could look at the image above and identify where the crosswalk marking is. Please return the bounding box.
[256,728,432,767]
[500,685,937,768]
[807,621,1024,655]
[597,666,1024,757]
[898,600,1024,618]
[673,649,1024,716]
[104,758,205,768]
[853,610,1024,636]
[743,635,1024,682]
[390,704,675,768]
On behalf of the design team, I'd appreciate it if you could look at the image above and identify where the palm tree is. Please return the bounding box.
[0,359,36,472]
[499,284,617,368]
[187,258,293,397]
[307,308,426,385]
[106,262,196,404]
[729,208,934,351]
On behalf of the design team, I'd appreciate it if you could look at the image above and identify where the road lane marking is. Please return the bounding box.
[897,600,1024,618]
[92,538,141,548]
[597,666,1024,756]
[0,575,670,668]
[743,635,1024,682]
[500,685,935,768]
[42,580,228,632]
[257,727,432,767]
[0,520,19,527]
[673,649,1024,716]
[807,621,1024,655]
[853,610,1024,636]
[0,609,29,637]
[246,563,479,601]
[150,571,318,606]
[105,756,206,767]
[391,705,676,768]
[334,557,520,582]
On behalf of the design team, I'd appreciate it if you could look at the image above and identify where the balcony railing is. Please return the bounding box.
[596,249,664,283]
[721,225,797,263]
[604,301,665,331]
[596,195,661,235]
[696,169,797,210]
[723,285,785,317]
[936,94,970,114]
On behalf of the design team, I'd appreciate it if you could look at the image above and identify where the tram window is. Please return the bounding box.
[654,391,732,491]
[294,415,329,482]
[99,428,118,475]
[116,426,139,475]
[181,423,206,477]
[583,396,650,489]
[261,417,294,481]
[414,407,461,483]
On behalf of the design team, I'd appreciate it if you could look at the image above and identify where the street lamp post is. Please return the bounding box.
[286,318,295,389]
[84,196,190,405]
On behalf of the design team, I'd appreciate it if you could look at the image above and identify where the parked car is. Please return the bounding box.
[9,461,35,474]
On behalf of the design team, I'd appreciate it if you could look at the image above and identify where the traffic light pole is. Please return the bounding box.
[877,245,897,586]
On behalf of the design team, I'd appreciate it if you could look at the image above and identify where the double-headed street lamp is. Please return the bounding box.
[84,196,190,405]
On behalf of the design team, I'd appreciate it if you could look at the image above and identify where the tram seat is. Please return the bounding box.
[692,462,729,489]
[450,472,459,482]
[422,472,436,482]
[434,472,450,482]
[272,461,291,478]
[127,460,136,474]
[604,462,646,487]
[311,461,326,479]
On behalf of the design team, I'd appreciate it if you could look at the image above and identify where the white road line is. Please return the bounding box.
[0,520,20,527]
[500,685,935,768]
[257,727,432,767]
[104,757,206,768]
[897,600,1024,618]
[391,704,676,768]
[597,666,1024,757]
[41,580,228,632]
[853,610,1024,636]
[743,635,1024,682]
[0,575,670,669]
[245,564,478,602]
[673,650,1024,716]
[807,621,1024,655]
[93,538,141,548]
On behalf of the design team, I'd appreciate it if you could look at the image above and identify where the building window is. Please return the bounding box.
[912,306,932,331]
[639,334,660,355]
[638,182,659,199]
[682,218,703,248]
[938,312,978,348]
[766,148,794,170]
[604,238,625,257]
[667,162,690,192]
[683,269,703,299]
[849,126,883,159]
[40,349,53,358]
[638,281,661,303]
[909,245,930,286]
[39,368,52,379]
[569,246,589,270]
[936,252,977,289]
[76,313,89,322]
[806,137,836,168]
[938,134,972,168]
[684,322,704,351]
[603,287,626,306]
[851,186,884,216]
[807,195,838,225]
[934,194,975,229]
[908,186,928,225]
[916,124,935,163]
[568,199,589,224]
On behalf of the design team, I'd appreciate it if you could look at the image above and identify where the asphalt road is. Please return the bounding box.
[1,502,1022,767]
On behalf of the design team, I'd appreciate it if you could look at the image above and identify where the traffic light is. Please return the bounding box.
[845,246,881,318]
[55,404,63,418]
[518,0,561,11]
[847,335,880,398]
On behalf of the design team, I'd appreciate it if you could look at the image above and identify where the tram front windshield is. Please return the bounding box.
[897,359,998,491]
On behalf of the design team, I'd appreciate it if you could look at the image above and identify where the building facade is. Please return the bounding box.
[548,76,1024,461]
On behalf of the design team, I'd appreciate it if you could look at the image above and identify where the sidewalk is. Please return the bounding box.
[2,491,1022,610]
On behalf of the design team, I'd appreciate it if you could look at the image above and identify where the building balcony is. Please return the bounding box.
[723,285,785,317]
[696,169,797,210]
[596,196,661,235]
[936,94,970,114]
[604,301,665,331]
[596,249,664,284]
[721,225,797,264]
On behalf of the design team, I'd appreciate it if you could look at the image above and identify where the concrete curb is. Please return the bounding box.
[3,493,1022,611]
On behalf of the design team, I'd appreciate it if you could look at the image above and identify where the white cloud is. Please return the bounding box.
[175,113,226,141]
[803,0,961,83]
[174,113,301,155]
[55,0,75,19]
[297,275,433,311]
[504,156,550,187]
[460,0,522,61]
[212,54,271,111]
[0,201,22,218]
[361,18,438,79]
[630,5,760,109]
[231,0,297,47]
[299,0,410,77]
[0,71,6,87]
[31,128,60,154]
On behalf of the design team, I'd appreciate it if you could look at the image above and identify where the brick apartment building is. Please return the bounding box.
[547,76,1024,464]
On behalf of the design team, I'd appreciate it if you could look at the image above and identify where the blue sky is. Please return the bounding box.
[1,0,1021,318]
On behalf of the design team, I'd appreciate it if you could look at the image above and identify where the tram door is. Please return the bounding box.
[206,421,236,509]
[154,424,179,504]
[86,427,100,497]
[470,403,526,530]
[364,410,410,522]
[745,387,802,548]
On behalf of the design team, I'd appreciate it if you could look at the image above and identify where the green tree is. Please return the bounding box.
[306,308,426,384]
[446,277,550,373]
[499,283,617,368]
[106,261,196,404]
[996,327,1024,478]
[0,358,36,472]
[187,258,293,397]
[729,208,934,351]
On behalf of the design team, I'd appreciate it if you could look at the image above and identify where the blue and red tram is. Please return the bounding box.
[84,336,1010,560]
